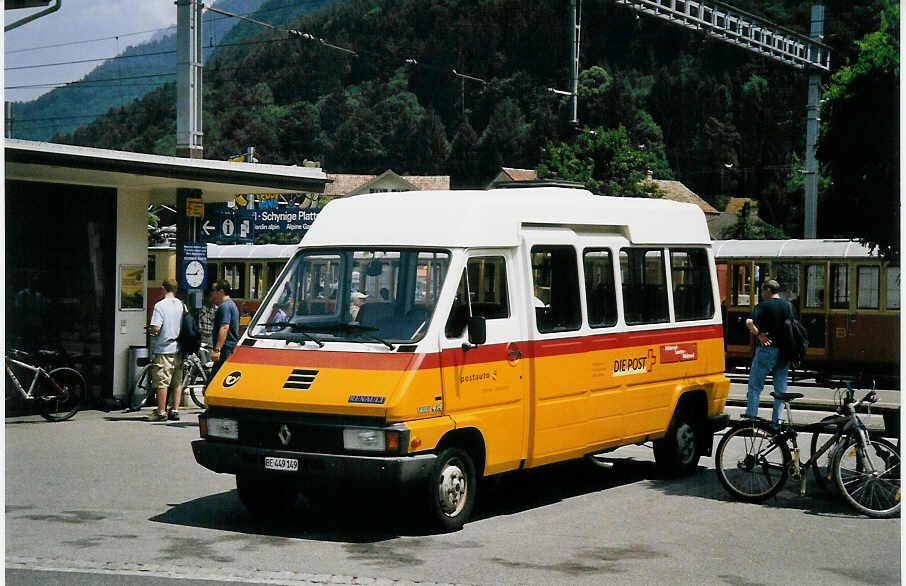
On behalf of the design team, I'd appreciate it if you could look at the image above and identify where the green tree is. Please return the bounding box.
[720,201,786,239]
[538,125,671,197]
[449,118,481,189]
[818,1,899,260]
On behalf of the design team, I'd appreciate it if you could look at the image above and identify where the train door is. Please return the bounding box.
[801,261,829,362]
[725,261,755,355]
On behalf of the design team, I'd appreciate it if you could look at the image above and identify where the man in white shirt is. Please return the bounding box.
[147,278,183,421]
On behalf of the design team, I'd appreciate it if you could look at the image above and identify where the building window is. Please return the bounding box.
[857,266,880,309]
[583,250,617,328]
[670,249,714,321]
[532,246,581,333]
[620,248,668,325]
[886,266,900,310]
[830,264,849,309]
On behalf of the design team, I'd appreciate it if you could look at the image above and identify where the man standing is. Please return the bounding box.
[744,279,792,426]
[210,279,240,378]
[147,278,183,422]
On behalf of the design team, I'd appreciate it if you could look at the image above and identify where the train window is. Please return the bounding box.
[754,263,770,292]
[223,262,245,297]
[857,266,880,309]
[830,264,849,309]
[583,250,617,328]
[147,255,156,281]
[206,263,218,289]
[620,248,668,325]
[886,267,900,310]
[249,263,263,299]
[266,262,284,291]
[670,249,714,321]
[730,264,751,306]
[533,247,581,333]
[445,257,509,338]
[775,263,801,309]
[804,264,826,309]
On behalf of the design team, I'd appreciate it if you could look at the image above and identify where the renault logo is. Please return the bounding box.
[222,371,242,388]
[278,424,292,446]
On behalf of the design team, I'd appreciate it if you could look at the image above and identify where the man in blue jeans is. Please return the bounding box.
[744,279,791,425]
[210,279,240,379]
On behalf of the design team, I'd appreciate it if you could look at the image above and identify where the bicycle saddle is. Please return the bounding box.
[770,392,804,401]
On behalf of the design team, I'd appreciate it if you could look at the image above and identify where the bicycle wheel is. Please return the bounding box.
[809,416,848,494]
[715,422,791,502]
[833,436,901,518]
[37,367,85,422]
[130,365,153,411]
[186,362,208,408]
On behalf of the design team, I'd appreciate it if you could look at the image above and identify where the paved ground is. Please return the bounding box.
[5,382,901,585]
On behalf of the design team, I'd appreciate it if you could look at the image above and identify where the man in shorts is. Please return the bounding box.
[147,278,184,422]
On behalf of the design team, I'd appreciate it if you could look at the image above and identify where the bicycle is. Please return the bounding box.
[128,345,212,411]
[715,382,900,518]
[5,348,86,422]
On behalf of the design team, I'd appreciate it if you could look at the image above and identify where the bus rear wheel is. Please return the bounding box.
[654,410,702,477]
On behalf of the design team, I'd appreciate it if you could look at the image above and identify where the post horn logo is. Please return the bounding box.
[223,371,242,388]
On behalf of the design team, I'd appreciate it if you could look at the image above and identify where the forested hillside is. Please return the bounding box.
[56,0,895,244]
[10,0,296,141]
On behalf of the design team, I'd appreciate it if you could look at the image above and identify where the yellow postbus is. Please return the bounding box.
[193,187,730,530]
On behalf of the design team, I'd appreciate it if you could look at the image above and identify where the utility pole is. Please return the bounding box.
[176,0,203,158]
[568,0,580,127]
[803,4,824,239]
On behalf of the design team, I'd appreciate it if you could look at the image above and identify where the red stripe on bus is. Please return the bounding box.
[230,324,723,370]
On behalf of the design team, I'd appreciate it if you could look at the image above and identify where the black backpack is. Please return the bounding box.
[779,300,809,366]
[177,305,201,356]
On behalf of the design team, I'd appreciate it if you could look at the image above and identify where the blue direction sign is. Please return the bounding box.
[254,208,321,235]
[201,204,255,244]
[180,242,208,292]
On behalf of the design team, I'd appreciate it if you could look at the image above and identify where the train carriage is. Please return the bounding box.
[713,239,900,383]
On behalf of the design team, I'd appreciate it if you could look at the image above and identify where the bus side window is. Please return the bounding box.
[669,248,714,321]
[532,246,581,333]
[620,248,668,325]
[444,257,509,338]
[583,249,617,328]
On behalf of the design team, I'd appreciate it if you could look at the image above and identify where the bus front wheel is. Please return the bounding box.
[426,447,476,532]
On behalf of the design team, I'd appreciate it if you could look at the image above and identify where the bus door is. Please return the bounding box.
[801,261,829,361]
[438,251,529,475]
[725,261,756,355]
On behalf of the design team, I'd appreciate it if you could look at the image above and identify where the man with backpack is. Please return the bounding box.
[744,279,796,427]
[146,278,184,422]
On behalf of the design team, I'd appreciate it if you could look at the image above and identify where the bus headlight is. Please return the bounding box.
[343,428,386,452]
[206,416,239,440]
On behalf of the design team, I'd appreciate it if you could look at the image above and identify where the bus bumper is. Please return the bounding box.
[192,439,436,485]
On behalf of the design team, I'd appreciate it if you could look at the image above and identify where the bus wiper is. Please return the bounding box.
[321,323,395,350]
[259,322,325,348]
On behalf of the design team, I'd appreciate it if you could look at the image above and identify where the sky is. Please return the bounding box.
[4,1,179,102]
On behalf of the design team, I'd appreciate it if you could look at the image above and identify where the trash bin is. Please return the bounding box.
[126,345,149,394]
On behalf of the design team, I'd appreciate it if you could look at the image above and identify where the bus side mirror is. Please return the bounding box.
[467,316,486,346]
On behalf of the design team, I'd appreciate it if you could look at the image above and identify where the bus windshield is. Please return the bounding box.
[249,248,451,345]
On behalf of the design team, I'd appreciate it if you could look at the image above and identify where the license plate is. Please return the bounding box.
[264,456,299,471]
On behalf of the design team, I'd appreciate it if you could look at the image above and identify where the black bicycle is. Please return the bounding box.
[5,348,86,421]
[129,345,212,411]
[715,382,900,518]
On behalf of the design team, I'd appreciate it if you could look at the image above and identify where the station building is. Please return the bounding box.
[5,139,328,405]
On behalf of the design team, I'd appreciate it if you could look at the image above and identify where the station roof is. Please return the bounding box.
[712,239,878,259]
[302,187,711,248]
[4,139,329,203]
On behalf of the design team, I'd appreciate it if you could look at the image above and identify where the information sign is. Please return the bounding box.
[180,242,208,291]
[186,197,204,217]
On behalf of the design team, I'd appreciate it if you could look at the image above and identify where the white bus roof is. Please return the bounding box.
[302,188,710,248]
[712,239,878,260]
